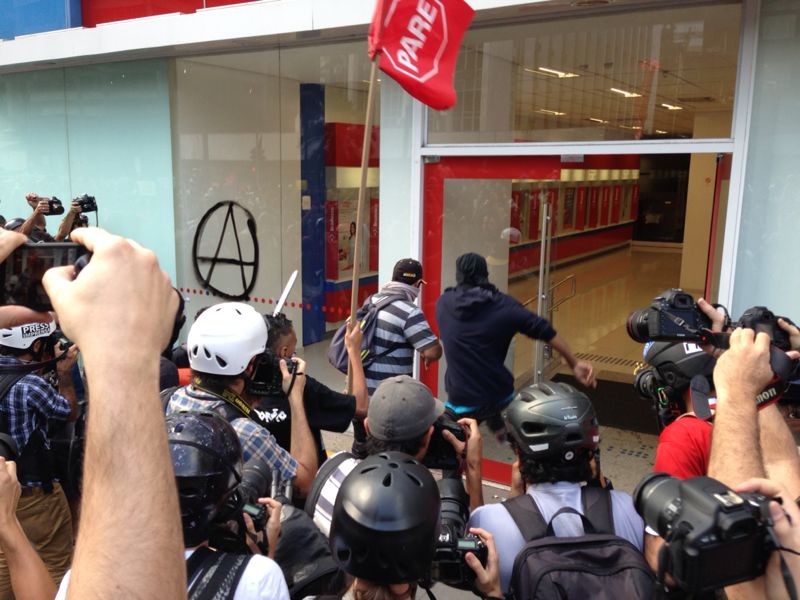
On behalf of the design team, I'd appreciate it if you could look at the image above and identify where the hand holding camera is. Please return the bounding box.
[714,328,775,407]
[735,477,800,600]
[242,497,282,559]
[280,356,304,398]
[464,527,502,599]
[42,228,178,363]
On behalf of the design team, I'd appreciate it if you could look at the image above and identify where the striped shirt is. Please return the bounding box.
[363,295,438,395]
[308,452,360,537]
[167,385,298,486]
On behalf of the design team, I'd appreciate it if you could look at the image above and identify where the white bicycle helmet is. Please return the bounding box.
[187,302,267,376]
[0,320,56,350]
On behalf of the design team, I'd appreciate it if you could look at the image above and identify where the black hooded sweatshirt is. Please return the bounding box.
[435,284,557,410]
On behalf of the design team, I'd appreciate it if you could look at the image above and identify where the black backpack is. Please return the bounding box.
[504,487,655,599]
[327,294,404,374]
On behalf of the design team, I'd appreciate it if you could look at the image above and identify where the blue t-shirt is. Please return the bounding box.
[468,481,645,594]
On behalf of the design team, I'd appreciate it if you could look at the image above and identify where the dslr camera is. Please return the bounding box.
[246,349,296,397]
[634,473,776,593]
[211,454,274,552]
[422,414,467,471]
[627,289,714,344]
[426,478,488,591]
[73,194,98,214]
[737,306,793,351]
[33,196,65,216]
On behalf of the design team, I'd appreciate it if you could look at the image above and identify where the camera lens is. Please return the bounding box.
[633,368,658,399]
[633,472,682,537]
[626,309,653,343]
[237,456,273,505]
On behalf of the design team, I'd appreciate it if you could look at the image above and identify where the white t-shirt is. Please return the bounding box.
[55,549,290,600]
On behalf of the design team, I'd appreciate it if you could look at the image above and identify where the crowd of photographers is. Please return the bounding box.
[1,203,800,599]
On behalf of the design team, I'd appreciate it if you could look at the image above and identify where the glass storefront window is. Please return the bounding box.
[427,3,741,144]
[171,42,379,349]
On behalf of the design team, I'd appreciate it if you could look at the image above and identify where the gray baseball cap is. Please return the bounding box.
[367,375,444,442]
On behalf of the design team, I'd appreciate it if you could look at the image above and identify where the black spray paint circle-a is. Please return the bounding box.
[192,201,259,300]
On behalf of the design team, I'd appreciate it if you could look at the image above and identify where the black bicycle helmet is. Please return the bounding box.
[504,381,599,462]
[644,341,715,393]
[329,452,441,584]
[3,218,24,232]
[166,411,243,546]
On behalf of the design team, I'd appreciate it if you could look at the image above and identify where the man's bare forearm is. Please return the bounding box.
[0,516,56,600]
[709,388,765,486]
[346,350,369,418]
[68,353,186,600]
[759,404,800,499]
[288,385,317,496]
[548,334,578,368]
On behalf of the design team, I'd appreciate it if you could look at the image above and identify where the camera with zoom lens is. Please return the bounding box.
[73,194,97,214]
[627,289,713,344]
[634,472,775,593]
[426,478,487,591]
[422,414,467,471]
[247,350,296,397]
[210,455,274,552]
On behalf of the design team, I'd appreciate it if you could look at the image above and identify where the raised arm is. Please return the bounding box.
[43,228,186,600]
[282,357,317,497]
[0,459,56,600]
[344,321,369,418]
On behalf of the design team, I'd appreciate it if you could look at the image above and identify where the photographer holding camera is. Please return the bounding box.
[329,451,501,600]
[246,313,367,468]
[306,375,483,539]
[167,302,319,498]
[54,411,289,599]
[53,199,90,242]
[705,327,800,599]
[0,317,79,598]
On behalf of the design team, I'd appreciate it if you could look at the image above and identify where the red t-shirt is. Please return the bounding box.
[653,415,712,480]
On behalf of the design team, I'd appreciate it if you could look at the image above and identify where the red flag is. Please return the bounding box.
[368,0,475,110]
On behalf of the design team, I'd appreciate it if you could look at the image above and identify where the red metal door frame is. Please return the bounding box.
[420,154,639,485]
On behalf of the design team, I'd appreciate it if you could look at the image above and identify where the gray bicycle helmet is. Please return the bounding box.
[329,452,441,584]
[504,381,599,462]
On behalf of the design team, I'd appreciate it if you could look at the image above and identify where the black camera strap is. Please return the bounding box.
[0,350,69,375]
[191,377,272,430]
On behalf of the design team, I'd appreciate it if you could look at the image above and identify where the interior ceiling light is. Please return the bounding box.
[661,103,682,110]
[538,109,566,116]
[588,117,608,124]
[537,66,580,79]
[656,130,668,134]
[610,87,642,98]
[619,125,642,130]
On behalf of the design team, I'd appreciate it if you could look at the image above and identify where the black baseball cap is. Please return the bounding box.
[392,258,425,286]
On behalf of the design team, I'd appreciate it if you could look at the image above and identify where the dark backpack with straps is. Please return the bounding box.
[186,546,253,600]
[504,487,655,600]
[327,294,405,374]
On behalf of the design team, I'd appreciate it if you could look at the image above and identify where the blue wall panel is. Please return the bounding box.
[0,0,82,39]
[299,83,326,346]
[0,60,177,280]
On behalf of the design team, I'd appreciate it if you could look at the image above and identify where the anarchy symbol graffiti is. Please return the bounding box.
[192,201,259,300]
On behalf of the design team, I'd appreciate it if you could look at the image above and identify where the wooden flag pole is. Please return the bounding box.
[347,56,379,394]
